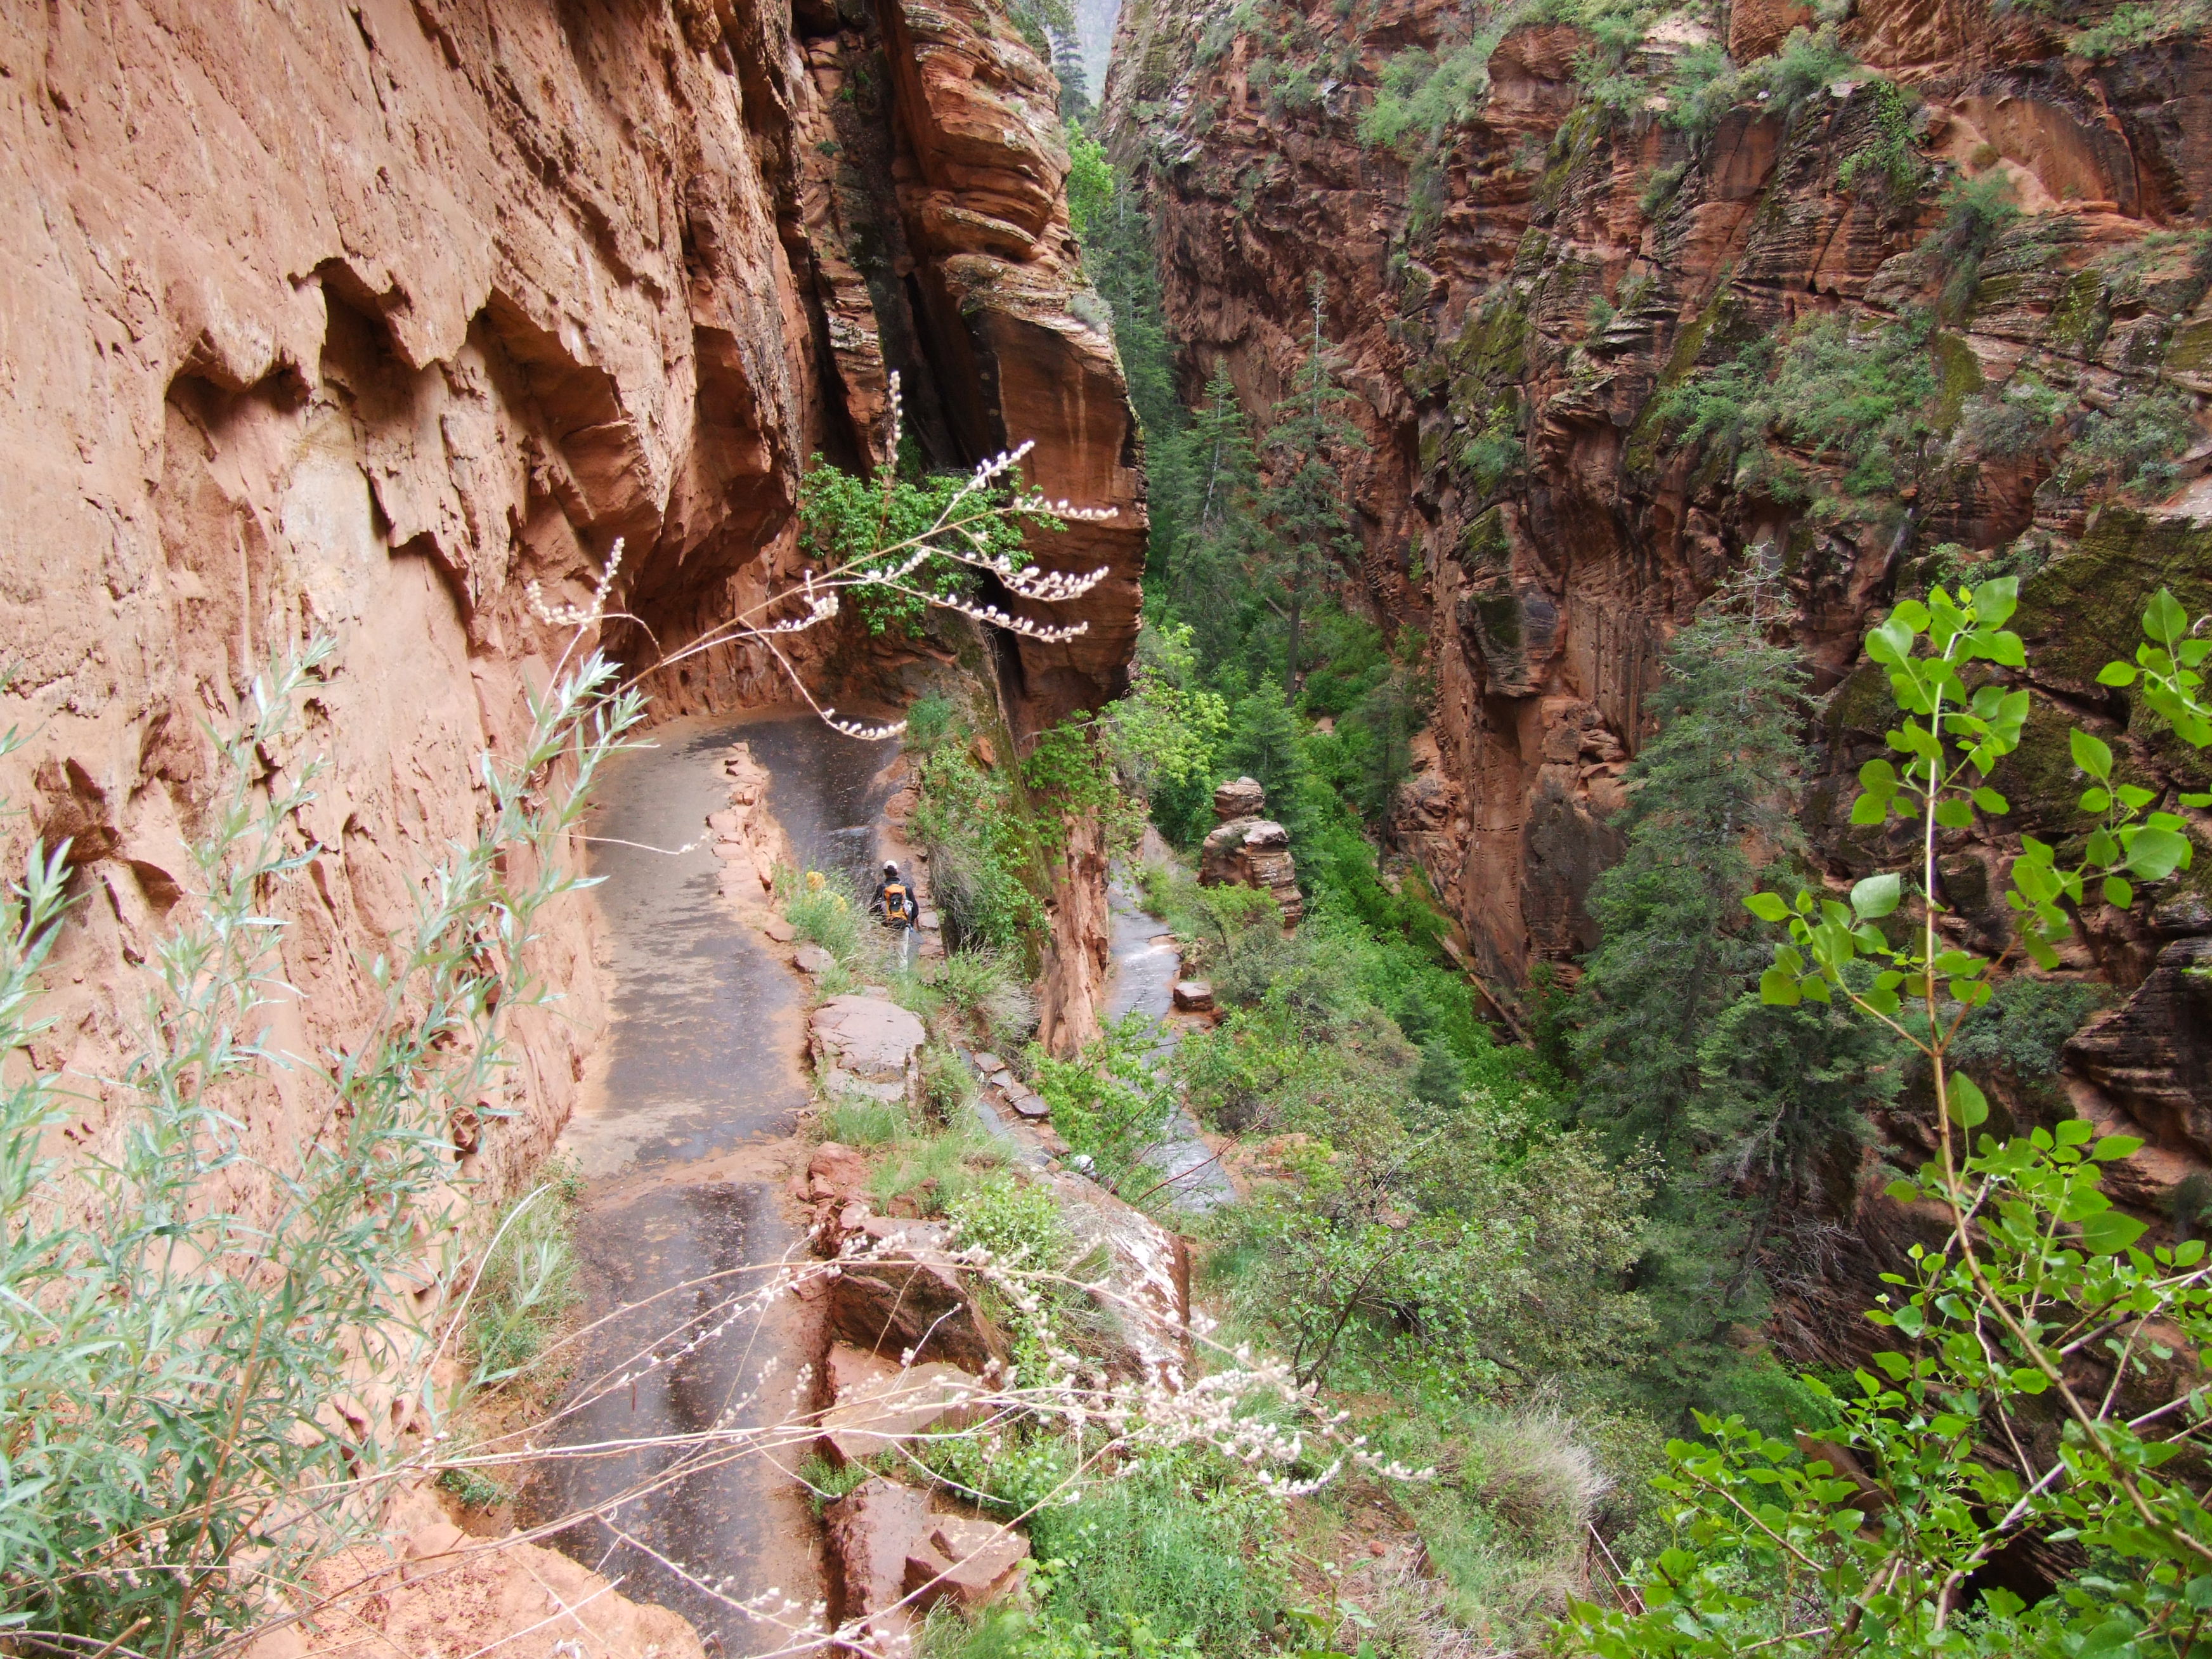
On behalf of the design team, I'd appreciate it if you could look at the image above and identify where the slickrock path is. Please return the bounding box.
[525,711,896,1653]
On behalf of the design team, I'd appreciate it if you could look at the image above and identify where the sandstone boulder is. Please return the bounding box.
[1171,980,1215,1013]
[902,1514,1030,1611]
[829,1214,1010,1371]
[824,1478,930,1641]
[809,1142,871,1206]
[811,995,927,1105]
[817,1342,983,1466]
[1046,1172,1193,1386]
[1213,776,1267,822]
[1200,816,1304,928]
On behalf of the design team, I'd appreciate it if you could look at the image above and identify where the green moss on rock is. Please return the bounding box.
[1931,330,1986,429]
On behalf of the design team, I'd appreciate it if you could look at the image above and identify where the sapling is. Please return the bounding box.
[1568,582,2212,1655]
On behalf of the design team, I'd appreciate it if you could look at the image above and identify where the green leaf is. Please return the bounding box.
[2147,587,2189,647]
[2011,1367,2050,1395]
[2081,1209,2148,1255]
[2097,661,2140,687]
[2104,875,2135,909]
[2127,825,2192,880]
[1934,798,1973,828]
[1743,892,1791,923]
[2071,727,2114,781]
[1850,872,1901,919]
[1759,967,1802,1007]
[2093,1134,2145,1162]
[1948,1073,1989,1129]
[1851,791,1889,826]
[1974,575,2019,626]
[1866,616,1914,666]
[2081,786,2112,812]
[1971,786,2010,814]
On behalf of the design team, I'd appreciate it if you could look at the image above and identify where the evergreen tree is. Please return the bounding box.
[1573,561,1897,1412]
[1050,29,1091,123]
[1573,563,1809,1161]
[1221,680,1307,834]
[1258,276,1369,697]
[1166,362,1262,667]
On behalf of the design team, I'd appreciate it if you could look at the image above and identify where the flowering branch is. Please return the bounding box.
[524,372,1117,739]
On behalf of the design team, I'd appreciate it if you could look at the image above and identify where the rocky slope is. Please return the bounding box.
[1105,0,2212,1332]
[0,0,1142,1213]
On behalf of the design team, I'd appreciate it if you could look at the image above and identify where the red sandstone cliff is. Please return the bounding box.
[0,0,1140,1192]
[1105,0,2212,1339]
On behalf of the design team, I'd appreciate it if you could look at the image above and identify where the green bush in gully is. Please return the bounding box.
[1566,583,2212,1657]
[0,642,642,1649]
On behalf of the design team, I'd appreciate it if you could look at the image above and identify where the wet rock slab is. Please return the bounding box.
[810,994,926,1105]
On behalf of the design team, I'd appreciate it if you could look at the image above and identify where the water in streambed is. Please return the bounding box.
[519,710,897,1653]
[1105,870,1236,1213]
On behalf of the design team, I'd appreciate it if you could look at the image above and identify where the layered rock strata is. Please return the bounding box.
[1199,775,1304,924]
[1104,0,2212,1330]
[2,0,1143,1237]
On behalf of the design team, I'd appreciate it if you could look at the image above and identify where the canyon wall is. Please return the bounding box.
[0,0,1140,1211]
[1105,0,2212,1337]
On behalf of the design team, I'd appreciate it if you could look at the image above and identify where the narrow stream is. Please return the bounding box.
[522,709,895,1653]
[1106,872,1236,1213]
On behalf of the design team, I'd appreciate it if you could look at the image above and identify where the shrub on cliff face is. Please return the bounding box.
[1651,311,1941,517]
[2055,382,2202,501]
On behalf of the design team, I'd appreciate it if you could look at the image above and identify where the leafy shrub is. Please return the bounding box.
[797,1452,876,1515]
[903,692,964,756]
[1223,1101,1655,1393]
[948,1171,1075,1269]
[920,1041,975,1121]
[467,1168,585,1391]
[798,455,1044,637]
[2055,382,2201,500]
[2070,0,2192,57]
[1360,39,1492,153]
[1956,370,2066,459]
[783,866,869,961]
[1031,1012,1178,1190]
[1939,973,2107,1105]
[0,642,641,1644]
[1932,171,2022,318]
[909,747,1048,957]
[1836,79,1927,202]
[1745,24,1859,113]
[1650,311,1939,516]
[1024,1454,1287,1655]
[869,1120,1004,1216]
[935,945,1038,1052]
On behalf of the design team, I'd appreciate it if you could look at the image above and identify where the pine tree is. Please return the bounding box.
[1572,560,1901,1413]
[1573,562,1809,1161]
[1166,362,1262,667]
[1051,29,1091,123]
[1258,276,1368,697]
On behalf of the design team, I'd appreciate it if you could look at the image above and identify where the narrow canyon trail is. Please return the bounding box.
[524,711,899,1654]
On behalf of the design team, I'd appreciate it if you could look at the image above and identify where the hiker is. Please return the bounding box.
[871,861,916,930]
